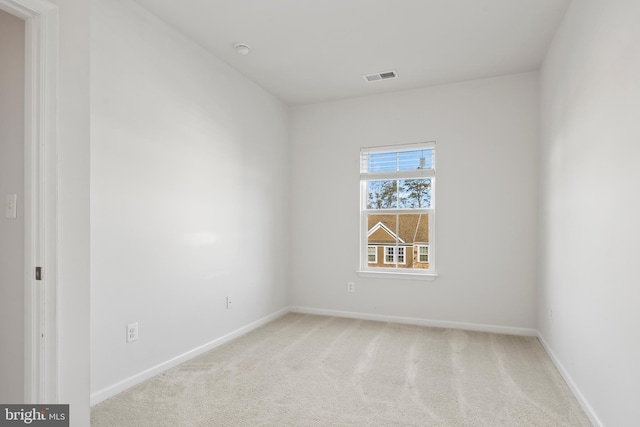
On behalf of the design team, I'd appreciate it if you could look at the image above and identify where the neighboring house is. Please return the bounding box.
[367,213,429,269]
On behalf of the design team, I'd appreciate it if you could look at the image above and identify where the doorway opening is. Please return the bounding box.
[0,0,59,403]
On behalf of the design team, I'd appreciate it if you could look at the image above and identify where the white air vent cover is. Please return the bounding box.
[363,70,398,82]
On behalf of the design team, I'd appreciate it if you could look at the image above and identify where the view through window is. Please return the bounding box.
[360,143,435,274]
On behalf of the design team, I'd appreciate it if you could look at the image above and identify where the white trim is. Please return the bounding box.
[357,270,438,280]
[361,141,436,155]
[364,208,432,215]
[87,305,600,426]
[0,0,59,404]
[90,307,290,406]
[289,306,538,337]
[361,168,435,181]
[537,334,604,427]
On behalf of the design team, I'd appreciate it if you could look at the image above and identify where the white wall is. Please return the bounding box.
[52,0,91,424]
[538,0,640,425]
[290,72,539,331]
[0,8,25,404]
[1,0,91,421]
[90,0,290,401]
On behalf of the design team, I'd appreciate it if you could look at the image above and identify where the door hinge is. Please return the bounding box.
[35,267,42,281]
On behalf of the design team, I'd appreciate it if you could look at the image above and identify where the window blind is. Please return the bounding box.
[360,142,435,181]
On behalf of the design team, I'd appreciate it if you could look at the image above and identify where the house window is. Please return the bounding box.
[385,247,394,263]
[368,246,377,263]
[417,245,429,263]
[383,246,405,265]
[360,142,435,274]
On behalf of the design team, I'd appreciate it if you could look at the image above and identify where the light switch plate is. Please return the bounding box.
[5,194,17,219]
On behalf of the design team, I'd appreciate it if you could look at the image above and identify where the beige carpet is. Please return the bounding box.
[91,313,591,426]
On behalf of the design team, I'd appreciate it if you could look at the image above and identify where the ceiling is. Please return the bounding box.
[132,0,572,106]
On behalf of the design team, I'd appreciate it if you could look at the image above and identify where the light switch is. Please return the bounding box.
[5,194,17,219]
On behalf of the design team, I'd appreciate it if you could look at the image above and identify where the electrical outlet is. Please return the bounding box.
[347,282,355,293]
[226,296,232,309]
[127,322,138,343]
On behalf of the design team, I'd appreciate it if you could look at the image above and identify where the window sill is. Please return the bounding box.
[357,270,438,281]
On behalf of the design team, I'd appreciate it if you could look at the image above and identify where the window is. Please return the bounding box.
[360,142,435,275]
[398,247,405,264]
[367,246,377,263]
[417,245,429,263]
[385,247,394,263]
[383,246,406,265]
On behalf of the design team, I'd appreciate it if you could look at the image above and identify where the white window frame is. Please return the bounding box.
[383,246,406,265]
[367,245,377,264]
[417,245,429,263]
[359,142,436,278]
[383,246,395,264]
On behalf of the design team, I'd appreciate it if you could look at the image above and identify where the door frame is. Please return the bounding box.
[0,0,58,403]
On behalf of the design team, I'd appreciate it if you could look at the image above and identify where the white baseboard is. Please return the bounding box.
[92,305,600,427]
[290,306,538,337]
[293,306,602,425]
[537,334,603,427]
[90,307,290,406]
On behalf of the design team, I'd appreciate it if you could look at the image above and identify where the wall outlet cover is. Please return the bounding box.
[127,322,139,343]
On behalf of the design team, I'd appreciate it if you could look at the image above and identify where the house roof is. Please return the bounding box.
[368,222,405,244]
[367,213,429,245]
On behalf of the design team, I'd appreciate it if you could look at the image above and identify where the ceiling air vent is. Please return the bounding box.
[363,70,398,82]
